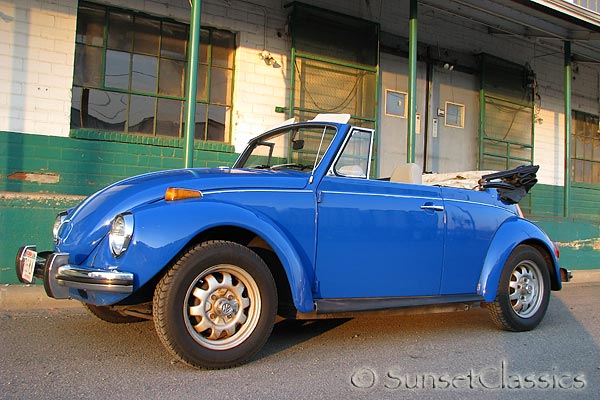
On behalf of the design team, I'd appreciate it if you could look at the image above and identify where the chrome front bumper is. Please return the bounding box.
[16,245,134,299]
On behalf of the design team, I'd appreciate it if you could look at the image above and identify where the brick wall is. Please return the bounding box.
[0,130,238,195]
[0,0,77,137]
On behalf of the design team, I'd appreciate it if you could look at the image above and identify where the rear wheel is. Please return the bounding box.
[82,303,145,324]
[153,241,277,369]
[487,245,550,331]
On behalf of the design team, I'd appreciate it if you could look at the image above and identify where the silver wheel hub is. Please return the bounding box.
[183,264,261,351]
[508,261,543,318]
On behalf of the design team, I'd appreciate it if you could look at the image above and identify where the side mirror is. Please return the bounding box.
[292,139,305,150]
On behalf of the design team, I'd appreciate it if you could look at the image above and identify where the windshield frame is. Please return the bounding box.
[233,122,341,174]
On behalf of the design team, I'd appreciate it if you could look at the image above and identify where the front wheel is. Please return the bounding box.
[153,241,277,369]
[486,245,551,331]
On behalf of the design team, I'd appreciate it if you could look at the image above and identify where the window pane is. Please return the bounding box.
[446,103,464,128]
[199,30,209,64]
[73,44,103,87]
[156,98,182,137]
[129,95,155,134]
[334,129,372,178]
[575,134,585,158]
[385,90,407,118]
[76,4,105,46]
[70,86,83,128]
[105,50,130,89]
[212,30,235,68]
[83,89,127,131]
[207,105,226,142]
[159,58,185,97]
[193,103,207,140]
[134,17,159,55]
[107,12,133,51]
[161,22,187,60]
[210,67,232,105]
[132,54,157,94]
[196,64,208,101]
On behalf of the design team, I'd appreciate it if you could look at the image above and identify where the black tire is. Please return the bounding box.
[82,303,146,324]
[486,245,551,332]
[153,240,277,369]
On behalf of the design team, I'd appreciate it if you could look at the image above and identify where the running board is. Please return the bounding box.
[291,294,484,320]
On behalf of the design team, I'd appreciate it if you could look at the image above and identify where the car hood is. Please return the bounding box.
[56,168,310,263]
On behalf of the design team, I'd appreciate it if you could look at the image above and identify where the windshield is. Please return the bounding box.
[236,124,338,172]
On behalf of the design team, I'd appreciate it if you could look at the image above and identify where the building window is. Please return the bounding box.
[70,2,235,142]
[289,3,378,130]
[445,101,465,128]
[479,55,534,171]
[384,90,407,118]
[572,110,600,185]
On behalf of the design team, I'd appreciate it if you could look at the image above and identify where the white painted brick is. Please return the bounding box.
[23,84,51,98]
[49,63,74,78]
[27,59,53,74]
[0,56,23,70]
[53,39,75,55]
[30,12,55,28]
[34,49,67,64]
[226,8,249,23]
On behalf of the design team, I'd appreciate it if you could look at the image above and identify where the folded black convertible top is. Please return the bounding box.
[479,165,539,205]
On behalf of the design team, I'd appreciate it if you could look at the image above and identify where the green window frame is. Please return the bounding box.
[479,55,534,171]
[572,110,600,186]
[71,2,235,143]
[288,3,379,130]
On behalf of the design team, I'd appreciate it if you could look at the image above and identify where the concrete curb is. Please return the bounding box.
[1,270,598,311]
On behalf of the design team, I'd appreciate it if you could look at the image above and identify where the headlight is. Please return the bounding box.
[109,214,134,257]
[53,212,68,243]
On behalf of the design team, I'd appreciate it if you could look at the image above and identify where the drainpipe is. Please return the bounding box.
[407,0,418,164]
[563,41,572,218]
[184,0,203,168]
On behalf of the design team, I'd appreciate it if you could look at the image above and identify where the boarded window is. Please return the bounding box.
[572,110,600,185]
[480,54,534,171]
[289,3,378,130]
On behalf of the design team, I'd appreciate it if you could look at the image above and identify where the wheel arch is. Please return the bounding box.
[188,226,297,315]
[131,201,315,313]
[477,218,561,302]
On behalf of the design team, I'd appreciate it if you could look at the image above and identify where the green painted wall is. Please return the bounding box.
[527,184,600,271]
[0,194,83,283]
[1,130,238,195]
[1,130,238,283]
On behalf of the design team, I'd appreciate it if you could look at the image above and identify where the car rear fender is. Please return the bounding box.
[131,200,315,313]
[477,217,561,302]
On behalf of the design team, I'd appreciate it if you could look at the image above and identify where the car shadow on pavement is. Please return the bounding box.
[255,318,351,361]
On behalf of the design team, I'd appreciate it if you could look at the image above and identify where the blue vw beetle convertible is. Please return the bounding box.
[16,114,571,369]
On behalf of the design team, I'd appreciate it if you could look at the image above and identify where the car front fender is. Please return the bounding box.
[477,217,561,302]
[96,199,315,313]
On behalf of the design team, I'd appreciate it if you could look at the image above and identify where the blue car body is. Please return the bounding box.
[17,119,565,316]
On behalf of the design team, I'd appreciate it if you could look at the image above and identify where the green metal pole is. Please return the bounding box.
[407,0,418,163]
[184,0,202,168]
[478,59,486,170]
[564,41,572,218]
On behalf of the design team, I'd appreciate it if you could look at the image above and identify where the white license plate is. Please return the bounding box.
[21,249,37,283]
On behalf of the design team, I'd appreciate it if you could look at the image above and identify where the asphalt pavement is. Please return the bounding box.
[1,270,599,400]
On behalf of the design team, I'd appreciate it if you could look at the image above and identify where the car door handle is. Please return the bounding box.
[420,204,444,212]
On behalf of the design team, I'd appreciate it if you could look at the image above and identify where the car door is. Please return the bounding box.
[313,129,445,299]
[314,178,445,299]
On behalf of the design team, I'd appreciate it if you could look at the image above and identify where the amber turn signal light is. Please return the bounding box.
[165,188,202,201]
